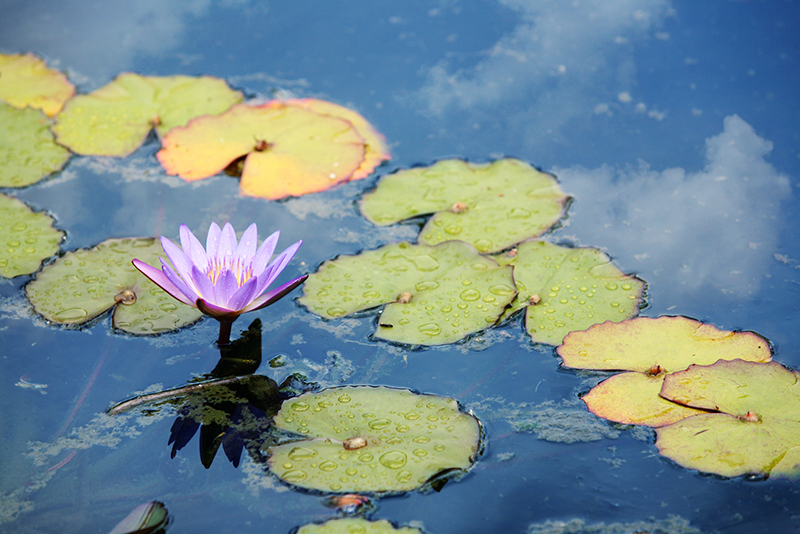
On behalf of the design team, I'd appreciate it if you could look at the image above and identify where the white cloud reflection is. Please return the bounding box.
[554,115,791,300]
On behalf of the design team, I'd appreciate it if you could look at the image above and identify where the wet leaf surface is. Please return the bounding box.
[360,158,568,253]
[267,386,482,494]
[297,518,421,534]
[0,102,71,187]
[0,193,63,277]
[299,241,516,345]
[657,359,800,479]
[158,99,384,200]
[493,240,644,345]
[0,53,75,116]
[52,73,243,156]
[559,316,772,427]
[26,237,203,334]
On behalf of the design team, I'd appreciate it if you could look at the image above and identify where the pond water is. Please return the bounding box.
[2,1,800,533]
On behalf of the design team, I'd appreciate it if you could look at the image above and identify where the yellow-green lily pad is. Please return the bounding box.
[52,73,243,157]
[25,237,203,334]
[0,194,63,277]
[297,518,421,534]
[558,316,772,427]
[493,240,644,346]
[266,386,482,494]
[0,53,75,116]
[359,158,568,253]
[656,359,800,479]
[0,101,71,187]
[157,100,369,200]
[299,241,516,345]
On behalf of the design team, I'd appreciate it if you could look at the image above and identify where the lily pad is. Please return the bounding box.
[656,359,800,479]
[493,240,644,346]
[299,241,516,345]
[25,237,203,334]
[558,316,772,427]
[157,100,371,200]
[266,386,482,494]
[52,73,243,157]
[297,518,422,534]
[0,102,71,187]
[359,158,568,253]
[0,53,75,116]
[0,194,64,277]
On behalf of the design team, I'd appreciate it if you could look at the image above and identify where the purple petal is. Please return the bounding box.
[161,260,200,304]
[214,269,239,308]
[179,224,208,270]
[242,275,308,313]
[217,223,237,264]
[191,265,217,305]
[227,276,259,312]
[205,222,222,258]
[234,223,258,266]
[196,298,238,320]
[133,259,195,306]
[161,236,194,283]
[255,240,302,295]
[251,230,280,276]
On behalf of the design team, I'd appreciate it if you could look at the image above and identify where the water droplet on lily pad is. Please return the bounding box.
[0,194,63,277]
[296,518,422,534]
[267,386,482,494]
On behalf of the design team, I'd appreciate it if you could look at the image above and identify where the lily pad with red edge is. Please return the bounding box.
[656,359,800,479]
[0,102,71,187]
[0,53,75,117]
[52,73,243,157]
[25,237,203,334]
[158,100,369,200]
[297,518,421,534]
[266,386,482,494]
[286,98,390,180]
[558,316,772,427]
[298,240,516,346]
[0,193,64,278]
[359,158,568,253]
[492,240,644,346]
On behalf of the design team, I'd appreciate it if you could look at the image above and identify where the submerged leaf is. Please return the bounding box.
[493,240,644,345]
[158,100,377,200]
[657,359,800,479]
[0,53,75,116]
[297,518,421,534]
[360,158,568,253]
[26,237,203,334]
[267,386,482,493]
[0,102,71,187]
[299,241,516,345]
[559,316,772,427]
[52,73,243,157]
[0,194,63,277]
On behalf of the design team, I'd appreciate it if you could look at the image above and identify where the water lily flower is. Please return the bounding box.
[133,222,306,344]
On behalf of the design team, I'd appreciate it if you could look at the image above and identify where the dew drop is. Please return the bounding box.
[433,444,445,452]
[338,394,352,403]
[379,451,407,469]
[605,282,618,290]
[358,453,374,462]
[415,280,439,291]
[291,401,310,412]
[460,288,481,301]
[368,418,392,430]
[53,308,89,321]
[418,323,442,336]
[288,447,318,461]
[327,307,347,318]
[444,224,462,235]
[396,470,413,483]
[362,290,381,299]
[319,461,338,472]
[282,470,307,483]
[413,436,430,444]
[413,448,428,457]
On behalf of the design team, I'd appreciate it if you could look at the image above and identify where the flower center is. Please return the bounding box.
[207,256,253,287]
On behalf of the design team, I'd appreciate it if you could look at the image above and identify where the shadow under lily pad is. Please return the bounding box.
[266,386,482,494]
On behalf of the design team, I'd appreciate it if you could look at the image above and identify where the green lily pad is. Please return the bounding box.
[359,158,568,253]
[0,53,75,117]
[0,102,71,187]
[299,241,516,345]
[52,73,243,157]
[266,386,482,493]
[25,237,203,334]
[0,193,64,277]
[558,316,772,427]
[656,359,800,479]
[297,518,421,534]
[492,240,644,346]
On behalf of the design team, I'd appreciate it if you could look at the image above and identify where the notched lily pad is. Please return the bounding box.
[26,237,203,334]
[0,53,75,116]
[266,386,482,494]
[657,359,800,479]
[360,158,568,253]
[52,73,243,157]
[559,316,772,427]
[297,518,422,534]
[157,99,380,200]
[0,102,71,187]
[493,240,644,346]
[299,241,516,345]
[0,194,64,277]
